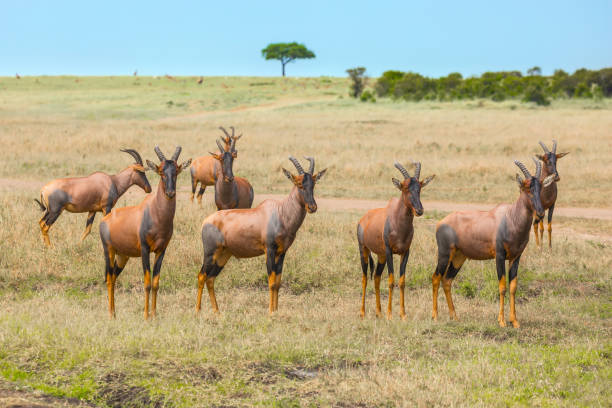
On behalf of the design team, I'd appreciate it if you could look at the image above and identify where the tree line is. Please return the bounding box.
[370,67,612,105]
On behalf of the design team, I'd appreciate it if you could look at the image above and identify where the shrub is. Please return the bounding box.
[346,67,367,98]
[522,84,550,106]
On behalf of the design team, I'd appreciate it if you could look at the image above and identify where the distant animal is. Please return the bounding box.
[99,146,191,319]
[210,137,253,210]
[133,70,138,76]
[195,156,326,315]
[35,149,151,247]
[357,161,435,319]
[197,76,203,84]
[15,73,20,79]
[432,159,555,328]
[533,140,569,248]
[190,126,242,205]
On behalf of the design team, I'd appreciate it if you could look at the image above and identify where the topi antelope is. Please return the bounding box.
[195,156,326,315]
[35,149,152,247]
[211,137,254,210]
[99,146,191,319]
[433,159,555,328]
[190,126,242,205]
[357,161,435,319]
[533,140,569,248]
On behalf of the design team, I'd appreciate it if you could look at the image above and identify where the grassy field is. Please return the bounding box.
[0,77,611,407]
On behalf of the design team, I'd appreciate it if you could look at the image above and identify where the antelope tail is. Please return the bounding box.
[369,254,374,280]
[34,197,46,211]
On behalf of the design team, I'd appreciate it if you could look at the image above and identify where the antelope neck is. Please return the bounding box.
[279,186,307,235]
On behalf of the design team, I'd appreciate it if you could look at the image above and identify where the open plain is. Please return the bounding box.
[0,76,611,407]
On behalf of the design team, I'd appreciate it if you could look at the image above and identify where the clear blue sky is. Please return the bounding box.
[2,1,610,78]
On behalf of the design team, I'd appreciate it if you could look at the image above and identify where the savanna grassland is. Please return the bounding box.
[0,76,611,407]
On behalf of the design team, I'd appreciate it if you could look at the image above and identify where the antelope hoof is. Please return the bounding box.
[375,311,382,319]
[498,318,506,328]
[359,310,365,319]
[432,312,438,321]
[450,313,459,321]
[511,319,520,328]
[386,313,392,320]
[400,313,407,321]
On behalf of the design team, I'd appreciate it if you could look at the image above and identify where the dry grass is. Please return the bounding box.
[0,77,611,407]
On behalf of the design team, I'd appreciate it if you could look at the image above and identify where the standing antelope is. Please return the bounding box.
[357,161,435,319]
[99,146,191,319]
[35,149,152,247]
[533,140,569,248]
[190,126,242,205]
[195,156,326,315]
[432,159,555,328]
[210,138,254,210]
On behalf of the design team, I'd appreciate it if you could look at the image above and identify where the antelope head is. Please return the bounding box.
[219,126,242,155]
[210,138,237,182]
[121,148,152,193]
[392,161,435,217]
[515,158,555,219]
[283,156,327,213]
[146,146,191,199]
[536,139,569,182]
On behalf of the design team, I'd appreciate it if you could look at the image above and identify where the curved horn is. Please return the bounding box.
[171,146,182,162]
[411,160,421,180]
[552,139,557,153]
[230,137,237,152]
[539,141,550,154]
[230,126,235,138]
[514,160,531,179]
[216,139,225,153]
[532,157,542,179]
[219,126,231,140]
[288,156,304,174]
[394,162,411,179]
[154,146,166,162]
[120,148,143,165]
[304,156,315,174]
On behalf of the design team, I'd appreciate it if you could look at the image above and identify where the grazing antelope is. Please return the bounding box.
[190,127,242,205]
[35,149,152,247]
[433,159,555,328]
[99,146,191,319]
[533,140,569,248]
[195,156,326,314]
[211,138,254,210]
[357,161,435,319]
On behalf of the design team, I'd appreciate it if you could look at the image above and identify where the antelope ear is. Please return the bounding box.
[178,158,192,173]
[314,168,327,182]
[421,174,436,188]
[392,177,403,190]
[282,168,295,183]
[542,174,556,187]
[556,152,569,159]
[209,152,222,161]
[132,164,145,172]
[231,151,237,158]
[515,174,524,189]
[536,154,546,161]
[146,160,159,173]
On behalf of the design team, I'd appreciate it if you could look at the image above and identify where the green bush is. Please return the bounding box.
[522,84,550,106]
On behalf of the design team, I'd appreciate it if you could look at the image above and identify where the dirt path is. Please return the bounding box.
[254,194,612,221]
[157,97,335,123]
[4,178,611,221]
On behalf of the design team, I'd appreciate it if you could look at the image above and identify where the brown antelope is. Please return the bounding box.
[195,156,326,314]
[190,127,242,205]
[533,140,569,248]
[35,149,152,247]
[99,146,191,319]
[433,159,555,328]
[357,161,435,319]
[211,138,254,210]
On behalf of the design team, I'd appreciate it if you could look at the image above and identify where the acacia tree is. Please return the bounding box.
[261,42,315,77]
[346,67,367,98]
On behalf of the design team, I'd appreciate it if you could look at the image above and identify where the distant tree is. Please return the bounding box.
[346,67,367,98]
[527,66,542,76]
[261,42,315,77]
